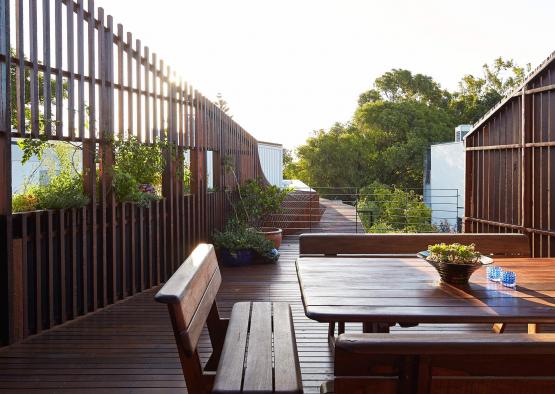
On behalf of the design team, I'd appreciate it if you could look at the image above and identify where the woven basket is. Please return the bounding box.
[426,259,481,285]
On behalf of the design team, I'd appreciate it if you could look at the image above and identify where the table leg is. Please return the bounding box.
[363,322,390,333]
[338,322,345,335]
[328,323,336,348]
[528,323,541,334]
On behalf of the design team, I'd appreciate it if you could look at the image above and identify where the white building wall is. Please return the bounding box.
[257,142,283,187]
[429,141,465,230]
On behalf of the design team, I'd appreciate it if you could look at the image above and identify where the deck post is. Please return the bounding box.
[0,0,12,345]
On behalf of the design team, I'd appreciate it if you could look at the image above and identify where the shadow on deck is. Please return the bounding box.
[0,237,546,393]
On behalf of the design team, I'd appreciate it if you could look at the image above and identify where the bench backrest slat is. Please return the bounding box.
[299,233,530,257]
[155,243,222,393]
[334,333,555,394]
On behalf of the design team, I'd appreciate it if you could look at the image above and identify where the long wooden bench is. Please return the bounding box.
[323,333,555,394]
[299,233,531,337]
[299,233,530,256]
[155,244,303,394]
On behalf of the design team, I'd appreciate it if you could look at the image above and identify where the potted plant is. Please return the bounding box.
[236,178,289,248]
[222,156,289,248]
[421,243,483,285]
[213,220,278,266]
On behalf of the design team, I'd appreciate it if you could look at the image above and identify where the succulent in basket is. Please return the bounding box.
[423,243,483,284]
[427,243,482,265]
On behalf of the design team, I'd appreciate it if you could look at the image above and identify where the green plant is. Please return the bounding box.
[12,171,89,213]
[236,178,289,228]
[34,170,89,210]
[113,136,168,186]
[427,243,481,264]
[13,141,89,213]
[12,193,38,213]
[183,163,191,193]
[112,136,173,206]
[213,220,274,256]
[358,182,435,233]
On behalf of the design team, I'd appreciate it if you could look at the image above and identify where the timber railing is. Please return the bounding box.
[0,0,266,345]
[465,52,555,257]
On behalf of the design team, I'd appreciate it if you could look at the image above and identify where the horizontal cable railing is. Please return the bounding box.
[266,186,462,234]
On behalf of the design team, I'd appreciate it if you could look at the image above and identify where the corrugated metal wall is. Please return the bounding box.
[465,52,555,257]
[258,142,283,187]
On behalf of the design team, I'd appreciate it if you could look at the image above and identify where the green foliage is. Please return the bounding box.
[111,168,157,207]
[17,135,50,164]
[282,149,299,180]
[236,178,289,227]
[293,123,376,188]
[427,243,481,264]
[354,100,454,188]
[12,193,38,213]
[358,69,451,108]
[12,141,88,212]
[33,170,89,210]
[13,171,90,212]
[358,182,435,233]
[112,136,172,206]
[290,57,530,190]
[183,163,191,193]
[215,92,231,116]
[113,136,168,186]
[212,220,274,256]
[450,57,531,124]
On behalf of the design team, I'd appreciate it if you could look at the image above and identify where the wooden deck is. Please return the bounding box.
[312,198,360,233]
[0,236,552,393]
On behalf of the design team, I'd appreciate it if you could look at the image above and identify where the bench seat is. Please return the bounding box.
[155,244,303,393]
[214,302,303,394]
[322,332,555,394]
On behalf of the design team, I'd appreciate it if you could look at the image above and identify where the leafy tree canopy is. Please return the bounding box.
[358,69,451,108]
[290,56,530,190]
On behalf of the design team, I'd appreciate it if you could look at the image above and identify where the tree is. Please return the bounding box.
[354,100,454,188]
[215,92,231,116]
[292,123,377,189]
[282,149,300,180]
[291,56,530,191]
[358,69,451,108]
[450,57,531,124]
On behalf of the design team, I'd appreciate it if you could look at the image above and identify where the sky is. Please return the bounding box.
[94,0,555,149]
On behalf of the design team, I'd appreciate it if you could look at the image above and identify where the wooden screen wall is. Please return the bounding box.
[0,0,266,345]
[465,54,555,257]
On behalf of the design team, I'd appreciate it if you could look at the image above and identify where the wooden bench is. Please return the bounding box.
[155,243,303,394]
[322,333,555,394]
[299,233,530,256]
[299,233,531,337]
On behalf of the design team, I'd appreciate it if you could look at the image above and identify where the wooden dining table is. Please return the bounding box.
[296,256,555,339]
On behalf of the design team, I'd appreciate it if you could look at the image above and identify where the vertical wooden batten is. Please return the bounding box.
[2,0,271,346]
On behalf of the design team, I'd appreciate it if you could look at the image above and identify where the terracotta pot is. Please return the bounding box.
[257,227,283,249]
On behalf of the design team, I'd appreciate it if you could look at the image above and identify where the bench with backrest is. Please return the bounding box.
[299,233,530,257]
[155,243,303,394]
[298,233,531,336]
[322,333,555,394]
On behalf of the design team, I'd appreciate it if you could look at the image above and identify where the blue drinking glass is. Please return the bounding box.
[487,266,503,282]
[502,271,517,288]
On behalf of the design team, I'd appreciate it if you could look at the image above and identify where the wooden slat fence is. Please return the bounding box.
[465,51,555,257]
[0,0,266,345]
